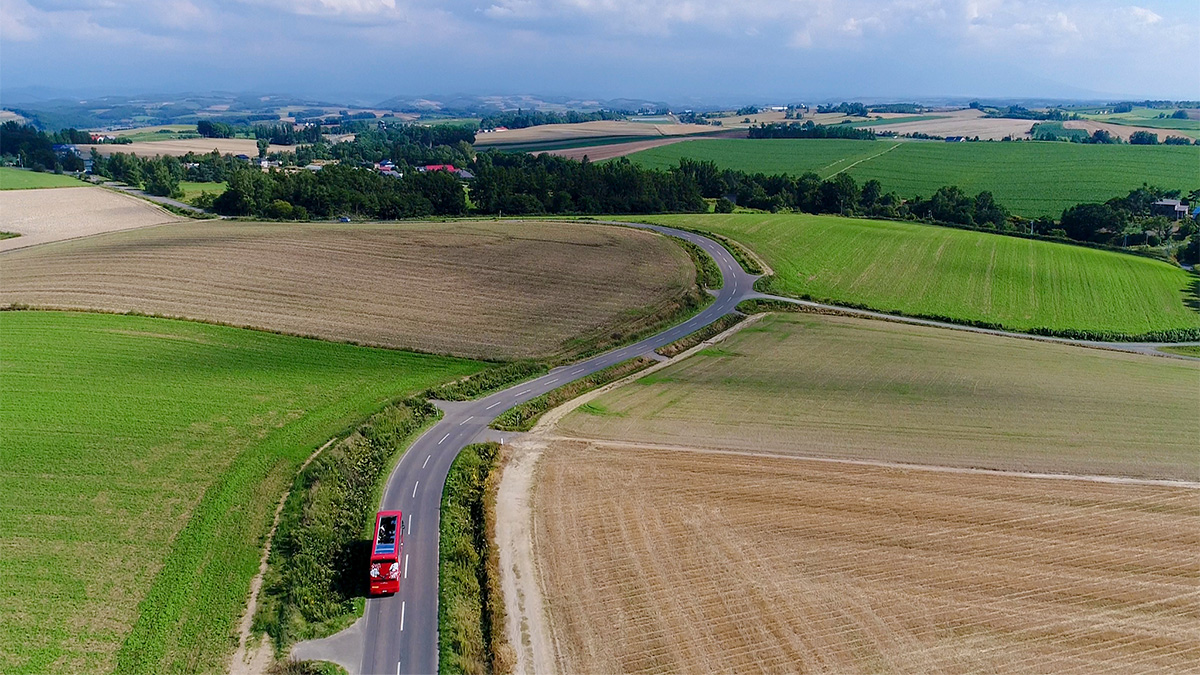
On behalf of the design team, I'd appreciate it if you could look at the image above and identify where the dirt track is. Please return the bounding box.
[533,440,1200,674]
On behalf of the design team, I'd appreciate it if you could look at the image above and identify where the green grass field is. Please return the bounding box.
[0,311,484,675]
[559,312,1200,480]
[178,180,226,202]
[0,167,86,190]
[625,139,1200,217]
[643,213,1200,338]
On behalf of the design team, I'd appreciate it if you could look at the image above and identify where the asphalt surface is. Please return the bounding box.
[292,219,1199,675]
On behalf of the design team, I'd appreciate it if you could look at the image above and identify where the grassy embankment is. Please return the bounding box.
[559,312,1200,480]
[255,399,441,648]
[439,442,513,675]
[625,138,1200,217]
[0,311,484,675]
[0,166,86,190]
[643,213,1200,341]
[491,358,656,432]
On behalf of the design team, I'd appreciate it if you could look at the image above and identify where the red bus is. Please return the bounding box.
[369,510,403,596]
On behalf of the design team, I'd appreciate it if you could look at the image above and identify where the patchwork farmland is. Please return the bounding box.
[0,219,697,360]
[643,213,1200,339]
[522,311,1200,673]
[626,138,1200,217]
[0,311,484,674]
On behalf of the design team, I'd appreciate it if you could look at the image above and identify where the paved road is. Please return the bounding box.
[102,181,208,213]
[294,223,760,675]
[292,220,1199,675]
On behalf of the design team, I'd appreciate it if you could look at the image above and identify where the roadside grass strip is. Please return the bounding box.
[254,400,441,650]
[491,358,657,432]
[438,443,513,675]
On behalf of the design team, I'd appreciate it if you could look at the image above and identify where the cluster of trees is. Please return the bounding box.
[212,163,466,219]
[675,111,719,125]
[986,105,1078,121]
[735,105,760,116]
[1129,130,1196,146]
[252,123,322,145]
[0,122,90,171]
[674,158,1009,228]
[817,102,869,116]
[479,109,624,130]
[196,120,237,138]
[869,103,924,114]
[90,152,190,197]
[1047,186,1199,248]
[748,121,876,140]
[469,152,704,215]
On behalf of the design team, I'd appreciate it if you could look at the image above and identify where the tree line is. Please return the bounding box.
[479,109,624,130]
[748,121,877,140]
[0,122,89,171]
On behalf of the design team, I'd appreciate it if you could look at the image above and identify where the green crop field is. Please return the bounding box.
[1078,107,1200,138]
[178,180,226,201]
[625,139,1200,217]
[0,311,484,675]
[643,213,1200,338]
[0,167,87,190]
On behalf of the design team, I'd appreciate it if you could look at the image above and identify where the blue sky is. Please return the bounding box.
[2,0,1197,103]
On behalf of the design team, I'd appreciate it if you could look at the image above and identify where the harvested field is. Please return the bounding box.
[1063,120,1194,142]
[474,120,718,146]
[547,131,747,162]
[0,219,696,361]
[558,313,1200,480]
[534,441,1200,675]
[77,138,288,157]
[856,108,1036,140]
[0,186,180,252]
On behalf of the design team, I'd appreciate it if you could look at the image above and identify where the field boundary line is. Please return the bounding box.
[230,436,339,675]
[530,313,766,435]
[826,142,901,177]
[542,437,1200,489]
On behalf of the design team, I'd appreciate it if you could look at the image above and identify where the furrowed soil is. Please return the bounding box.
[558,313,1199,480]
[534,441,1200,675]
[0,219,696,361]
[0,186,180,252]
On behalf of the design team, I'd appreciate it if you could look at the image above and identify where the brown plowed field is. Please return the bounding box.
[0,186,180,252]
[0,220,695,360]
[535,441,1200,675]
[547,130,749,162]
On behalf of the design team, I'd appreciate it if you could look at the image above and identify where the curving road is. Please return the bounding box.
[291,220,1198,675]
[292,223,760,675]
